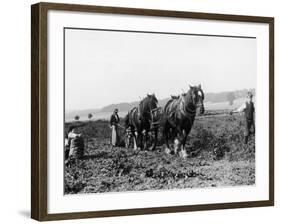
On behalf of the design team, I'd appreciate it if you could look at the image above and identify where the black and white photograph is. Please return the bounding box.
[64,28,256,194]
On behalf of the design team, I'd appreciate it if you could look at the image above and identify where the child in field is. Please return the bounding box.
[65,126,84,165]
[233,91,255,144]
[125,126,133,148]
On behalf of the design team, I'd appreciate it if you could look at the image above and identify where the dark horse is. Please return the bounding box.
[162,84,205,157]
[124,94,158,150]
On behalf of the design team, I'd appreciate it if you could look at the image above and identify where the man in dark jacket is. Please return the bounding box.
[234,91,255,144]
[110,108,120,147]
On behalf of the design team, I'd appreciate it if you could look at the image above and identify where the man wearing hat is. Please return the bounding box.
[233,91,255,144]
[110,108,120,147]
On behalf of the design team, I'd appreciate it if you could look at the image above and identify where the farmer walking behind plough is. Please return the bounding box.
[232,91,255,144]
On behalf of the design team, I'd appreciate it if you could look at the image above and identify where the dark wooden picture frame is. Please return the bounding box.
[31,2,274,221]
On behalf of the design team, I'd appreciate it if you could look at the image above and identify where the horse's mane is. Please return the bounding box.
[139,94,158,117]
[124,107,138,127]
[184,90,193,104]
[164,87,202,119]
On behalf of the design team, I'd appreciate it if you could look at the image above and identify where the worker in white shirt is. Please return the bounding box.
[233,91,255,144]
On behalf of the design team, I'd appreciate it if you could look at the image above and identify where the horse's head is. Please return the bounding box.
[146,93,158,110]
[139,94,158,120]
[188,84,205,115]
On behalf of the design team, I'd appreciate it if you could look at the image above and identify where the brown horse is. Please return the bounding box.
[124,94,158,150]
[162,84,205,157]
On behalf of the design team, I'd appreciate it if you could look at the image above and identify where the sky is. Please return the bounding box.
[65,28,256,111]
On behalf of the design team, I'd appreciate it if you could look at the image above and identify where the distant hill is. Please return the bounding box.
[100,98,171,113]
[65,108,101,120]
[100,88,255,112]
[101,102,138,113]
[66,88,255,120]
[205,88,255,103]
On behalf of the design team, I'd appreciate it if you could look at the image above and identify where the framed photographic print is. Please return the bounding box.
[31,2,274,221]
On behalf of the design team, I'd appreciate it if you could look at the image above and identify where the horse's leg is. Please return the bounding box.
[152,128,158,151]
[182,130,187,150]
[139,130,143,150]
[164,119,178,155]
[185,125,193,151]
[133,131,138,150]
[125,133,129,148]
[172,125,183,155]
[148,127,156,151]
[179,129,188,158]
[180,124,193,158]
[164,122,172,154]
[142,129,148,150]
[173,132,180,155]
[124,127,129,148]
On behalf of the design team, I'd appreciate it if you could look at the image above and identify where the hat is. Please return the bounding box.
[247,91,253,98]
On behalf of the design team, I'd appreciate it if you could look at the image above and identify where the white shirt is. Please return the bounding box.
[68,132,81,139]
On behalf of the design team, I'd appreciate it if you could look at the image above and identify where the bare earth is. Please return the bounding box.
[64,113,255,194]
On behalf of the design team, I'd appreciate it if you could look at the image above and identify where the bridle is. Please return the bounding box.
[139,96,158,123]
[179,88,204,118]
